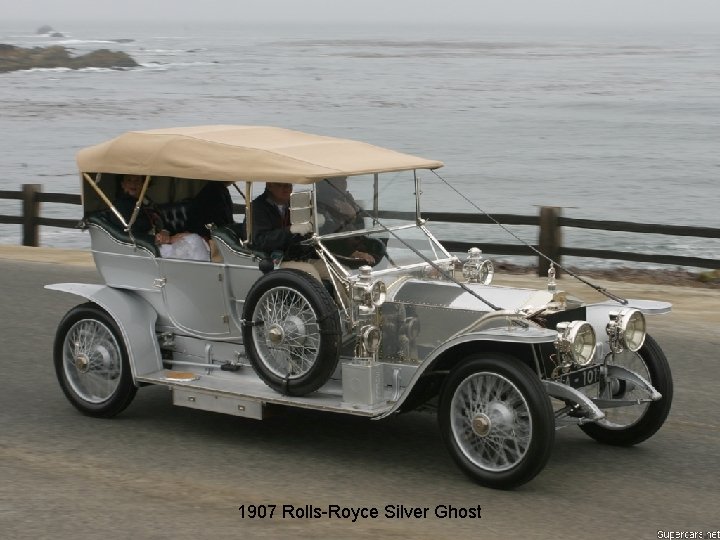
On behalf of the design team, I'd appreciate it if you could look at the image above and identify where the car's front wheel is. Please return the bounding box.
[438,353,555,489]
[54,302,137,417]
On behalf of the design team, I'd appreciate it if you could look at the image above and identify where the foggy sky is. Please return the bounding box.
[2,0,720,26]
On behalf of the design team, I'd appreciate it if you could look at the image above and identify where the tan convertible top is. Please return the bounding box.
[76,125,443,184]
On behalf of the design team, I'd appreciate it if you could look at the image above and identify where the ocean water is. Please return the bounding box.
[0,21,718,268]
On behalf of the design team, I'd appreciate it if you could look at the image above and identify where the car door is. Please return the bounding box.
[156,258,232,338]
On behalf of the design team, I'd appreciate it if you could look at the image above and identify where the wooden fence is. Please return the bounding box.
[1,184,719,274]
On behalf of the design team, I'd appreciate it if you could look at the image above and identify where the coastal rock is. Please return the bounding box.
[36,25,54,34]
[0,44,138,72]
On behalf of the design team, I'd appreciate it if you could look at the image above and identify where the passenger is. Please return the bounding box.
[188,180,245,240]
[316,177,380,266]
[115,174,210,261]
[316,176,364,235]
[248,182,313,260]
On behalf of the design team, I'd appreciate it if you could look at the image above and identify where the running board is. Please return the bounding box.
[136,369,394,418]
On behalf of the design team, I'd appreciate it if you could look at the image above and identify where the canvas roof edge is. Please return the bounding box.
[75,125,443,184]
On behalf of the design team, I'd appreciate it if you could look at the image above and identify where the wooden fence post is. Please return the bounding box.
[22,183,42,247]
[538,206,562,277]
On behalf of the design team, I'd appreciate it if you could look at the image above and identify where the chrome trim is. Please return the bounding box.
[531,343,543,377]
[373,173,379,225]
[316,222,418,242]
[414,170,421,224]
[244,181,253,245]
[164,359,227,370]
[127,175,152,233]
[607,308,646,353]
[601,364,662,401]
[391,367,402,401]
[542,380,605,422]
[419,223,452,260]
[555,320,597,367]
[370,258,456,278]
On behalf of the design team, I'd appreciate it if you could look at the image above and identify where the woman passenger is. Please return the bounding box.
[115,174,210,261]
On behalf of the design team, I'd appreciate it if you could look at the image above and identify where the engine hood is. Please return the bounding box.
[388,279,555,312]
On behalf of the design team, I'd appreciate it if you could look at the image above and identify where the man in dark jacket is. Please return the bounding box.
[248,182,312,259]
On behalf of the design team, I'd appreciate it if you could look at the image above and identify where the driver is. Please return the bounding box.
[248,182,343,290]
[248,182,313,260]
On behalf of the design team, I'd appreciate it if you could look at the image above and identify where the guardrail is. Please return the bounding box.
[1,184,719,274]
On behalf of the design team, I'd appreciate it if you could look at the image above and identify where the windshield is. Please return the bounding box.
[318,224,454,276]
[313,174,452,275]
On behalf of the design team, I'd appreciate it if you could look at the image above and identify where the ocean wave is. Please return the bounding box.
[37,172,77,177]
[275,38,694,61]
[54,39,120,45]
[17,67,73,73]
[138,61,219,69]
[9,35,135,47]
[6,66,134,75]
[276,39,536,50]
[137,62,169,71]
[142,49,187,54]
[75,67,118,73]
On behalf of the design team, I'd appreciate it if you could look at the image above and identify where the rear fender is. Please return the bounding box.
[46,283,162,379]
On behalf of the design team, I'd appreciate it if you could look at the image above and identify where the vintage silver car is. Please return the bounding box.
[49,125,673,489]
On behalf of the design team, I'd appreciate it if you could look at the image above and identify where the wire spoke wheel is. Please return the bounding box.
[439,354,554,489]
[54,302,136,417]
[243,270,341,396]
[451,371,532,472]
[63,318,123,403]
[252,287,322,380]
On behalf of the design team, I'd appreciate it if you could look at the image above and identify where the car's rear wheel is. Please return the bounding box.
[243,269,341,396]
[580,334,673,446]
[438,353,555,489]
[54,302,136,417]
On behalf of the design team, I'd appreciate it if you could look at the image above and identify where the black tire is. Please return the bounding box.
[438,353,555,489]
[580,334,673,446]
[53,302,137,417]
[243,269,341,396]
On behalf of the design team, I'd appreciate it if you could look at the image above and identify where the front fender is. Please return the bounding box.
[46,283,162,379]
[376,324,556,419]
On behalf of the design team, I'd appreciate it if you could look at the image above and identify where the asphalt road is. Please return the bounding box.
[1,258,718,539]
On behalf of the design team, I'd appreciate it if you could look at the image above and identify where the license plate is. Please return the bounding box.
[558,364,601,388]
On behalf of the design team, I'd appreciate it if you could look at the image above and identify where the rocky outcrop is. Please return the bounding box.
[0,44,138,72]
